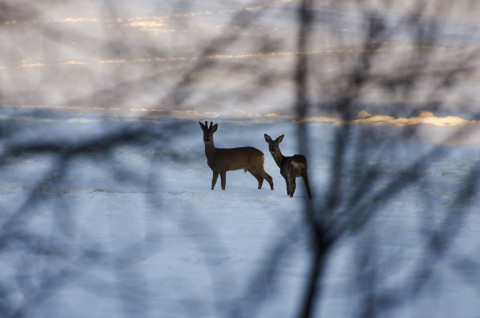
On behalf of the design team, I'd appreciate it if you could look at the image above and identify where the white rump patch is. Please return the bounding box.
[291,161,305,169]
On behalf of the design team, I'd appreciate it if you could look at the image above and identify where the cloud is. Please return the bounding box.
[297,110,477,127]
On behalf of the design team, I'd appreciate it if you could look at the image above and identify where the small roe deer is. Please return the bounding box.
[199,121,274,191]
[264,134,312,199]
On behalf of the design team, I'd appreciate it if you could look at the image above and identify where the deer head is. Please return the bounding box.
[199,121,218,145]
[264,134,284,156]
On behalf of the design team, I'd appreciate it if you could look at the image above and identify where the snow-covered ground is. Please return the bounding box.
[1,110,480,317]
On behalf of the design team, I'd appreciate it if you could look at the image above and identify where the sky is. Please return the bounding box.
[1,0,480,122]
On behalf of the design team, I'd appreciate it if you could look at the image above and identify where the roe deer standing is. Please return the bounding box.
[199,121,274,191]
[264,134,312,198]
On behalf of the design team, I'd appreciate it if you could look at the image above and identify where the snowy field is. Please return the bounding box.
[2,110,480,317]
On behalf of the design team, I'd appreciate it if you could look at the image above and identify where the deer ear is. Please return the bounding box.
[199,122,205,130]
[276,135,284,143]
[264,134,272,142]
[212,124,218,132]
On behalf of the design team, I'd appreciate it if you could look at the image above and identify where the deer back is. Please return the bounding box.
[211,146,265,172]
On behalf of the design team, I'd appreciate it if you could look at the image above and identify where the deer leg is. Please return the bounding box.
[220,171,227,190]
[261,171,274,190]
[302,173,312,199]
[284,176,290,196]
[248,170,263,189]
[290,177,296,197]
[258,177,264,189]
[211,171,219,190]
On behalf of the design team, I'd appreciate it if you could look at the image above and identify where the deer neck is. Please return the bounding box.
[272,150,286,169]
[204,140,216,161]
